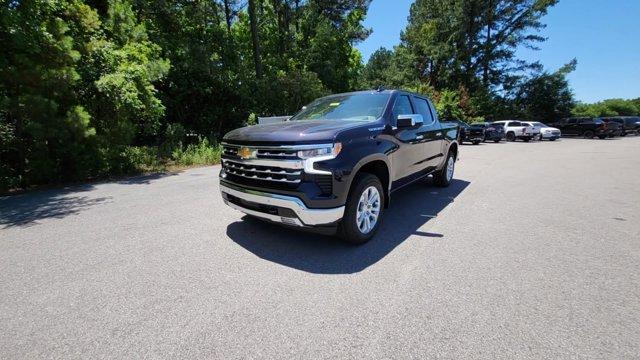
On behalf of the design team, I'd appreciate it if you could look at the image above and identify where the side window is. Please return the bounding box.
[567,119,577,124]
[392,95,413,120]
[508,121,521,127]
[412,97,434,124]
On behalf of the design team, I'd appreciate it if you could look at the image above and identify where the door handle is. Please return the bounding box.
[436,132,442,136]
[416,135,424,140]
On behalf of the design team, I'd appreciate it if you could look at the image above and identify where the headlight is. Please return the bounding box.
[298,143,342,159]
[544,129,551,133]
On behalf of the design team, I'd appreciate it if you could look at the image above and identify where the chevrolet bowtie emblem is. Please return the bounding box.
[238,147,255,159]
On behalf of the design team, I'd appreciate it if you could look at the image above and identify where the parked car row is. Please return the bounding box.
[550,117,640,138]
[455,120,561,144]
[456,116,640,145]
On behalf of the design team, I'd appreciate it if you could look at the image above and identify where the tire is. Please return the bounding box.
[620,132,627,137]
[506,132,516,142]
[549,138,556,141]
[523,137,530,142]
[583,130,595,139]
[338,174,384,244]
[473,140,480,145]
[597,135,606,139]
[493,139,500,143]
[433,152,455,188]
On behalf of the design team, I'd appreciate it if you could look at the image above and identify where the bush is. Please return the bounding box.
[171,138,221,166]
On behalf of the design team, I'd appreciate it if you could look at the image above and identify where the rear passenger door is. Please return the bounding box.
[412,96,443,169]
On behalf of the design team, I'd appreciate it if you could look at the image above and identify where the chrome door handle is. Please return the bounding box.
[416,135,424,140]
[436,132,442,136]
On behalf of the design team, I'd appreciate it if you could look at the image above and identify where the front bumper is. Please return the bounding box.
[220,182,344,227]
[541,132,561,139]
[464,135,485,142]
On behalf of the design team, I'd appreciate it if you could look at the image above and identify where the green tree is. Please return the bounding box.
[515,59,576,121]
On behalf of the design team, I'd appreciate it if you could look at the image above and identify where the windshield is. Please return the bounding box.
[531,122,547,127]
[290,93,390,122]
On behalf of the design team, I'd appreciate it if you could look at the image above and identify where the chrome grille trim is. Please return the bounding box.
[224,161,301,175]
[222,158,303,170]
[224,169,300,184]
[256,149,298,158]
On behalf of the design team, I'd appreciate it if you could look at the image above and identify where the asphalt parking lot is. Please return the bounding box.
[1,137,639,359]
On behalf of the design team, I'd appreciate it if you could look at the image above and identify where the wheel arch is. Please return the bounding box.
[348,155,391,208]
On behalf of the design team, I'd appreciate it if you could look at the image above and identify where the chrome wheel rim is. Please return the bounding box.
[356,186,381,234]
[446,156,455,181]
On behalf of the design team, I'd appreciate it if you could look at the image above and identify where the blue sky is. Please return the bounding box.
[356,0,640,103]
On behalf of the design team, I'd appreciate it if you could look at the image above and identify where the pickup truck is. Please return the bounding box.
[493,120,538,141]
[219,90,459,244]
[551,117,616,139]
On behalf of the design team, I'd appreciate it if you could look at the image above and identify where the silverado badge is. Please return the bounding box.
[238,147,255,159]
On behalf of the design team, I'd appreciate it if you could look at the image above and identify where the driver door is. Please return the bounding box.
[389,94,425,180]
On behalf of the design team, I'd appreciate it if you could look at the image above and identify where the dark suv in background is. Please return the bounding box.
[454,120,485,145]
[552,118,616,139]
[602,116,640,136]
[482,122,506,142]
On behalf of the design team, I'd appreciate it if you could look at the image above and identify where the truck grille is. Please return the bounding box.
[221,143,333,193]
[223,160,301,184]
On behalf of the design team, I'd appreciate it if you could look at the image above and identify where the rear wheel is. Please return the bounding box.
[597,135,606,139]
[583,130,595,139]
[506,132,516,142]
[434,152,455,187]
[473,140,480,145]
[338,174,384,244]
[523,137,530,142]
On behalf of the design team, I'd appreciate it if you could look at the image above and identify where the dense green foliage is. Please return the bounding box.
[1,0,371,190]
[572,98,640,118]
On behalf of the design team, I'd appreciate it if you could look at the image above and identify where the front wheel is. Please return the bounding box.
[583,130,595,139]
[473,140,480,145]
[434,152,455,187]
[338,174,384,244]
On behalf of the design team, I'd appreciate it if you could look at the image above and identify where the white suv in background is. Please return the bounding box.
[493,120,538,142]
[522,121,561,141]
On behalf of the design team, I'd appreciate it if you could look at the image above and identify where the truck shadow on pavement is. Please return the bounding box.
[226,178,470,274]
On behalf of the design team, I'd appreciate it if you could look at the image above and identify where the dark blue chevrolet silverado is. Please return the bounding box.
[219,90,460,244]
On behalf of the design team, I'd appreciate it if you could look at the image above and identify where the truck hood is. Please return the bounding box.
[223,120,366,144]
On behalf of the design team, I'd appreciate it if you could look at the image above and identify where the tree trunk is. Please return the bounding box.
[248,0,263,78]
[223,0,233,34]
[483,0,493,86]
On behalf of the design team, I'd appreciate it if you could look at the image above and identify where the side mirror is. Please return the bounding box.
[397,114,423,128]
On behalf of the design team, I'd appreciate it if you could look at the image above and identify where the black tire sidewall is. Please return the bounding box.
[339,174,384,244]
[434,153,455,187]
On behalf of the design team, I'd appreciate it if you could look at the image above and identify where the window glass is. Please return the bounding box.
[508,121,522,127]
[392,95,413,119]
[567,119,577,124]
[412,97,434,124]
[290,93,390,122]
